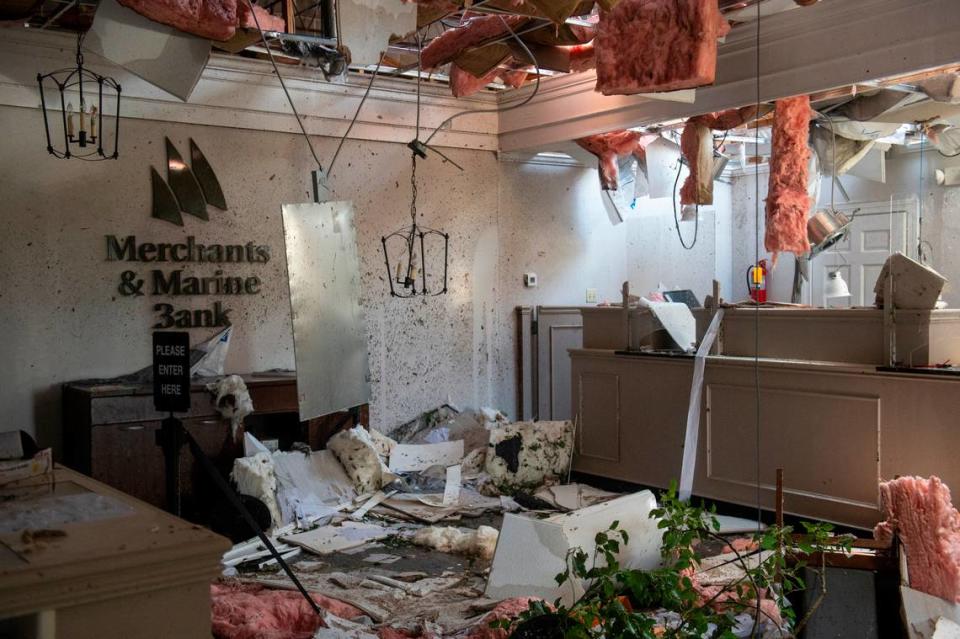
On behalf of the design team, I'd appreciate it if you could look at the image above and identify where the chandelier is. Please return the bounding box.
[36,34,121,160]
[381,148,449,298]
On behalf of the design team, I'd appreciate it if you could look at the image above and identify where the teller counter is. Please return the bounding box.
[571,348,960,529]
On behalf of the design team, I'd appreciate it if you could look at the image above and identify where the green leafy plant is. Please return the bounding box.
[494,481,854,638]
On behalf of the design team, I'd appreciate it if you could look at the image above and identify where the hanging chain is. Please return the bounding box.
[76,31,85,68]
[410,152,418,229]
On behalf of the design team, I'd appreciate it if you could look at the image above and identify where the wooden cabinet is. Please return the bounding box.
[571,349,960,529]
[62,374,367,519]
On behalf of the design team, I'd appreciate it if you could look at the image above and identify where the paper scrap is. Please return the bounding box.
[281,521,391,555]
[388,441,465,473]
[442,465,462,506]
[362,553,402,564]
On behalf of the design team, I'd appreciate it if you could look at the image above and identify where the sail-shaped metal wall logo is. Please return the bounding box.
[151,138,227,226]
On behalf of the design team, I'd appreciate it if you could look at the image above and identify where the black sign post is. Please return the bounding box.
[148,332,319,614]
[153,331,190,515]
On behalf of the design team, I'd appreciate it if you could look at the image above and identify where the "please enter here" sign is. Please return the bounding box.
[153,331,191,412]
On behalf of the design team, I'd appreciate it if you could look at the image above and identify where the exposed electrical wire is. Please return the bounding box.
[243,0,324,174]
[671,157,699,250]
[327,54,386,178]
[422,15,544,147]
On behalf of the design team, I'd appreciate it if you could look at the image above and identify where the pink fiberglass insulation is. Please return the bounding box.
[679,105,761,205]
[875,476,960,602]
[500,68,529,89]
[575,130,643,191]
[595,0,729,95]
[211,582,364,639]
[450,63,502,97]
[764,96,812,260]
[466,597,543,639]
[679,120,709,205]
[237,2,285,32]
[118,0,237,41]
[420,14,527,70]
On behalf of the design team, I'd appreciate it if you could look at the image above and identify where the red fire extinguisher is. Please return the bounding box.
[747,260,768,303]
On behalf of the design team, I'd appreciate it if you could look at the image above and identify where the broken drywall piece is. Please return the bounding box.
[85,0,211,102]
[231,452,282,528]
[902,586,960,639]
[338,0,417,66]
[443,464,462,506]
[389,440,465,473]
[328,426,398,493]
[375,494,459,524]
[485,421,573,491]
[411,525,499,561]
[874,253,947,310]
[281,521,393,555]
[934,617,960,639]
[272,449,357,524]
[485,491,662,604]
[533,483,620,511]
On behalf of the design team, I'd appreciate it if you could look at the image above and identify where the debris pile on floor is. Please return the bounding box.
[215,406,792,638]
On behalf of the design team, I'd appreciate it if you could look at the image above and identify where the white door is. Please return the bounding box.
[809,198,918,307]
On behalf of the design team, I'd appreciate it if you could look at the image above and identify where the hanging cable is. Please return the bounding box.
[327,54,386,178]
[244,0,324,173]
[753,0,763,545]
[423,15,543,146]
[671,156,699,250]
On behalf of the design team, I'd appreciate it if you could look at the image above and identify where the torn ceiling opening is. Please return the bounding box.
[14,0,816,99]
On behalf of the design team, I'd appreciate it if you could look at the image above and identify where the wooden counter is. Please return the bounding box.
[570,349,960,529]
[0,466,229,639]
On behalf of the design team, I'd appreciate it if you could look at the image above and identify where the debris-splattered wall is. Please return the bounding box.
[0,106,499,449]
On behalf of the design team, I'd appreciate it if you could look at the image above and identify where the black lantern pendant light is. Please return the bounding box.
[380,31,449,298]
[37,33,121,160]
[381,151,449,297]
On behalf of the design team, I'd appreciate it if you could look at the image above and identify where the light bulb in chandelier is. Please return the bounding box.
[380,151,450,298]
[36,34,121,161]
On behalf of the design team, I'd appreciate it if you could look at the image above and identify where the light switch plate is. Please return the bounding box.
[586,288,598,303]
[523,273,538,288]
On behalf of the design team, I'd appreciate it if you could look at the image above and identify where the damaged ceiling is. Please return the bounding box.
[8,0,814,98]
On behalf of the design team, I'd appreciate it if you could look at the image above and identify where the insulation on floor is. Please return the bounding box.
[764,95,812,260]
[211,581,363,639]
[410,525,499,560]
[485,421,573,491]
[594,0,729,95]
[875,476,960,603]
[327,426,397,493]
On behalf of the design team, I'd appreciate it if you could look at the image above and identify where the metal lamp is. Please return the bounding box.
[36,34,121,160]
[824,270,851,299]
[381,152,449,298]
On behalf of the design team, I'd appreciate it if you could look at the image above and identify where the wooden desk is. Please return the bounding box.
[0,466,229,639]
[62,374,367,519]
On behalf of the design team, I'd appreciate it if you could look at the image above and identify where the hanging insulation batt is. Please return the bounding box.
[764,95,812,259]
[594,0,729,95]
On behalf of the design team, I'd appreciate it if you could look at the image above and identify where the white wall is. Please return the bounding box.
[492,158,733,415]
[730,150,960,306]
[0,105,501,448]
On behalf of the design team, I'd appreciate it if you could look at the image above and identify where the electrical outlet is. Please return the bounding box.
[586,288,598,304]
[523,273,538,288]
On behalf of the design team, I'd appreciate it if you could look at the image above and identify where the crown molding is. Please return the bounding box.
[0,28,499,152]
